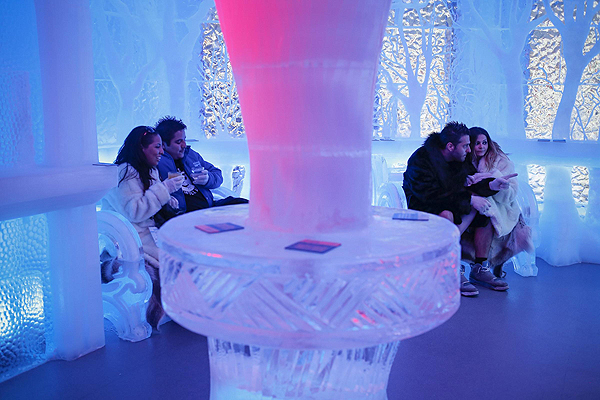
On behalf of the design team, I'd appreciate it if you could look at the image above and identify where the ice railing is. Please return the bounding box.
[154,136,597,268]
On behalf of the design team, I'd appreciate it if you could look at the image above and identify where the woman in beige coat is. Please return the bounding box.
[103,126,183,328]
[467,127,534,277]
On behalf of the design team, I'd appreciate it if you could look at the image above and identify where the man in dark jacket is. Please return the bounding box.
[155,116,248,224]
[403,121,512,296]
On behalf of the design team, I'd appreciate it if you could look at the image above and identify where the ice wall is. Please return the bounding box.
[1,0,115,382]
[89,0,599,263]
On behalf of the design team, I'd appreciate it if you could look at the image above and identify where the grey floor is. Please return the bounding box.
[1,259,599,400]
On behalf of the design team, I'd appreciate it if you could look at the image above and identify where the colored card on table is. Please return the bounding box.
[195,222,244,234]
[393,212,429,221]
[285,239,341,254]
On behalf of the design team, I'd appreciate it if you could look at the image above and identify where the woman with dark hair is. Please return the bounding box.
[103,126,183,328]
[466,127,534,277]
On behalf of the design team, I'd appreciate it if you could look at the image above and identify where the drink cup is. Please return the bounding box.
[191,167,205,181]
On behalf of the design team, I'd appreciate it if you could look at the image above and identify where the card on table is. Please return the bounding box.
[392,211,429,221]
[285,239,341,254]
[195,222,244,234]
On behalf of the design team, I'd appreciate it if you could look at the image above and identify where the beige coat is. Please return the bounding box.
[102,164,171,268]
[477,154,520,237]
[461,153,534,267]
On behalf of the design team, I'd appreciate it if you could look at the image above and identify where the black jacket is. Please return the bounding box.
[402,135,497,224]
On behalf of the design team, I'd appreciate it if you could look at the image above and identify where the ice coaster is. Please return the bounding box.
[195,222,244,234]
[285,239,341,254]
[393,211,429,221]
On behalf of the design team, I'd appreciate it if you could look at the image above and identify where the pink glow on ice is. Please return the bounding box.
[215,0,391,233]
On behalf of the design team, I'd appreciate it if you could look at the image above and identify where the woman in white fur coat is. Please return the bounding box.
[103,126,183,328]
[467,127,534,277]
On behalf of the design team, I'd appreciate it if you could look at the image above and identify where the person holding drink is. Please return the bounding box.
[155,116,248,225]
[102,126,183,328]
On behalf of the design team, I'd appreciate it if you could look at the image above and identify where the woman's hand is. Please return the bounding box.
[489,173,518,191]
[164,174,184,193]
[471,195,491,214]
[168,196,179,209]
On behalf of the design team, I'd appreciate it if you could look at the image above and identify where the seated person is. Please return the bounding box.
[102,126,183,328]
[403,121,514,297]
[154,116,248,225]
[463,127,534,278]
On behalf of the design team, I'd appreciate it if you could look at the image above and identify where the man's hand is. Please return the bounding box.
[192,170,209,186]
[489,173,518,191]
[466,172,493,186]
[471,195,491,214]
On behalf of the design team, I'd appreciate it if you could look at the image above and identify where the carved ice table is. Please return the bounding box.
[159,205,459,399]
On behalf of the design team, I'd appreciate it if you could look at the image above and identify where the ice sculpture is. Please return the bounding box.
[542,0,600,140]
[377,0,452,139]
[98,210,153,342]
[461,0,546,140]
[511,177,540,276]
[159,1,459,399]
[538,165,600,266]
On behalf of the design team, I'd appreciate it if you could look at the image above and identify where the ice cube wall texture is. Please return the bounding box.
[0,215,52,382]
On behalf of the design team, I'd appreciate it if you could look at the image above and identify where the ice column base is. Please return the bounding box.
[208,338,399,400]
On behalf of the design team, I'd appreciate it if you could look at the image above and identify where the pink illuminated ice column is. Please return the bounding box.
[215,0,391,233]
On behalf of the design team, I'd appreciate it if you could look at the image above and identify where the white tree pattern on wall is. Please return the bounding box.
[542,0,600,140]
[92,0,600,146]
[375,0,453,139]
[197,7,244,138]
[461,0,546,140]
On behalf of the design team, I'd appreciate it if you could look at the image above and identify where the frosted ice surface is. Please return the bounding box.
[160,205,459,399]
[215,0,392,234]
[538,166,600,266]
[208,338,399,400]
[98,210,152,342]
[160,206,459,348]
[0,215,52,382]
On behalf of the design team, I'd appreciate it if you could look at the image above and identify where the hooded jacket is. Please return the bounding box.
[157,146,223,219]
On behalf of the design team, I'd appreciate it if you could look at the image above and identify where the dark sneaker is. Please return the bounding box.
[470,261,509,291]
[460,263,479,297]
[493,263,507,278]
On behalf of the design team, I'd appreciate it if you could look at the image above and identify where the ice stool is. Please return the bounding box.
[371,154,407,209]
[509,177,540,276]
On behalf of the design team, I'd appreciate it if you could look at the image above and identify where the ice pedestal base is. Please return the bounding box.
[208,338,399,400]
[159,205,459,399]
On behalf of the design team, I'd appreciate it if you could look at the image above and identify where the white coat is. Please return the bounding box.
[102,164,171,268]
